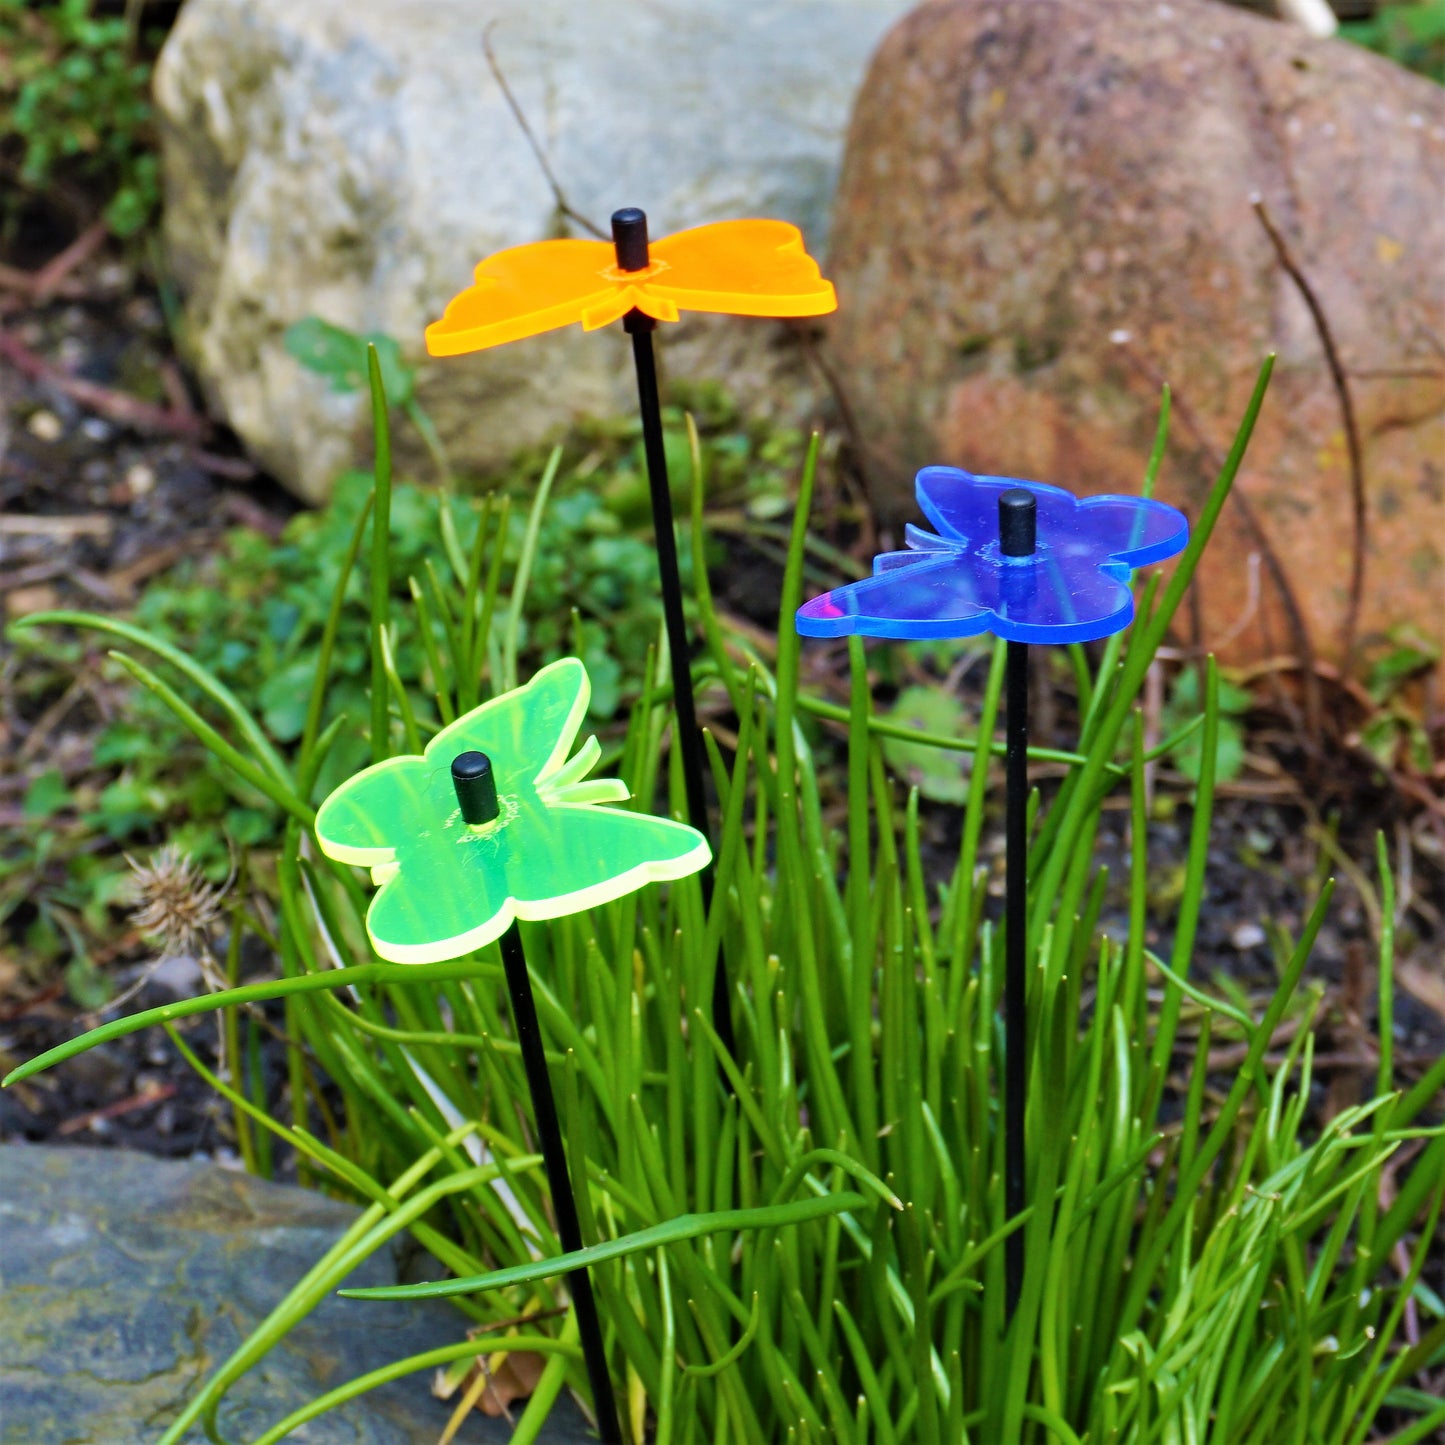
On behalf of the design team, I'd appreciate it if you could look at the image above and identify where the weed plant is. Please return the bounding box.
[2,392,801,995]
[7,358,1445,1443]
[0,0,161,236]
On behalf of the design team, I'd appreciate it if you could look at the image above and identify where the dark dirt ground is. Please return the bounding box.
[1,234,1442,1173]
[0,231,301,1161]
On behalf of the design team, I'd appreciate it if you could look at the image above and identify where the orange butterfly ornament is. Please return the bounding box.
[425,217,837,356]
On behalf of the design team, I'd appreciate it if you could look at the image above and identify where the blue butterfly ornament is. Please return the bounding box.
[796,468,1190,644]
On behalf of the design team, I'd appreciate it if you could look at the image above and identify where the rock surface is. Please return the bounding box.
[826,0,1445,670]
[0,1145,592,1444]
[153,0,913,503]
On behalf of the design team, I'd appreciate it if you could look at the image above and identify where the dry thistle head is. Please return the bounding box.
[124,845,228,958]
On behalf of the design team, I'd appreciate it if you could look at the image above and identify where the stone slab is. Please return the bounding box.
[0,1144,595,1444]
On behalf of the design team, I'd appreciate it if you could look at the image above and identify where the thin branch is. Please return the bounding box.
[1252,194,1367,676]
[788,320,884,557]
[0,328,208,438]
[1114,336,1322,740]
[481,24,606,239]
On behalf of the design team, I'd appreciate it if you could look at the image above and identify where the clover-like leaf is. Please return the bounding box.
[797,469,1189,645]
[284,317,415,406]
[315,658,709,963]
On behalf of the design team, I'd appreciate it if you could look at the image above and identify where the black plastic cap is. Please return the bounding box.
[611,208,650,272]
[452,751,499,825]
[999,489,1037,557]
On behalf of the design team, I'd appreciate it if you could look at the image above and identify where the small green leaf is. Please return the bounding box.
[1360,714,1401,769]
[96,777,166,840]
[258,659,318,743]
[22,769,69,818]
[1173,716,1244,784]
[63,955,111,1011]
[283,317,415,406]
[93,722,151,767]
[881,685,973,804]
[1367,641,1438,703]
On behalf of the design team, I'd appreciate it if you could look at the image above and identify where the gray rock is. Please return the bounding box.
[0,1145,594,1444]
[153,0,913,502]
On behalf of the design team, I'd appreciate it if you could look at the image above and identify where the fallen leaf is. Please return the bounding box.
[476,1349,548,1416]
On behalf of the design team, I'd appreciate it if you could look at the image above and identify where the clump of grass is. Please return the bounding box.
[0,389,800,997]
[6,357,1443,1444]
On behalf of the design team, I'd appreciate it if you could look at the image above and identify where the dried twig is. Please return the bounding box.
[194,450,259,482]
[1251,195,1367,675]
[481,24,606,240]
[16,670,94,765]
[31,218,109,301]
[1349,366,1445,381]
[0,262,86,300]
[0,513,113,540]
[0,329,209,439]
[0,220,107,301]
[56,1080,178,1135]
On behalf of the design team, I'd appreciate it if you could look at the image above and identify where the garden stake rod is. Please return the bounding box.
[424,210,836,1070]
[610,206,735,1061]
[999,488,1035,1323]
[450,750,625,1445]
[795,464,1189,1335]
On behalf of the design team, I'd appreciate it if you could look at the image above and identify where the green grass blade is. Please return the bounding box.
[502,445,562,691]
[342,1192,871,1301]
[367,343,393,765]
[10,610,291,785]
[105,652,313,827]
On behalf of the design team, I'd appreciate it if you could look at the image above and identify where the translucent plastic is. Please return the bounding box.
[797,468,1190,644]
[425,219,836,356]
[315,658,710,963]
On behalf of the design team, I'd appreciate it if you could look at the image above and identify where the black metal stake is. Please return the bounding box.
[998,489,1036,1323]
[451,752,623,1445]
[611,207,735,1061]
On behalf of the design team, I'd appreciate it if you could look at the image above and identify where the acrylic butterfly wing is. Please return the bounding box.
[914,469,1079,547]
[315,757,433,870]
[361,802,513,962]
[425,219,837,356]
[796,549,1147,643]
[796,553,998,640]
[1063,494,1191,569]
[424,238,625,356]
[361,792,709,964]
[647,219,838,318]
[424,657,591,790]
[505,799,711,920]
[798,465,1190,643]
[314,658,591,870]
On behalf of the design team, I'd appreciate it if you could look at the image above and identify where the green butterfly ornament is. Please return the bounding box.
[315,658,711,963]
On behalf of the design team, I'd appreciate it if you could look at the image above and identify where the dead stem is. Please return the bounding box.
[1251,195,1367,677]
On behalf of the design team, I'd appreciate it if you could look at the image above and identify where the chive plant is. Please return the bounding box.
[6,355,1444,1445]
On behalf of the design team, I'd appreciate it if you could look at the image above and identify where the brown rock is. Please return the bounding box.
[825,0,1445,674]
